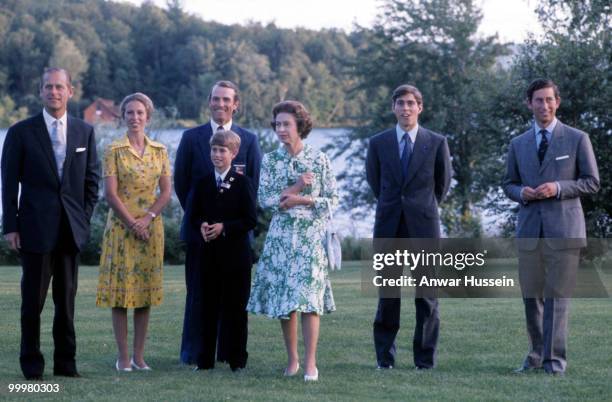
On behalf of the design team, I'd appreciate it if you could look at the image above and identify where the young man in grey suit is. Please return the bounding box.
[366,84,451,370]
[2,68,100,380]
[503,78,600,375]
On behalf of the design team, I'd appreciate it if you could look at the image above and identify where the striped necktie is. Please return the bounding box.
[50,120,66,177]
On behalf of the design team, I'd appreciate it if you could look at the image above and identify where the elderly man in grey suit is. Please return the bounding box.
[503,78,600,375]
[367,84,451,370]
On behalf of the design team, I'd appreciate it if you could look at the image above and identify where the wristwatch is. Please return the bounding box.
[147,210,156,219]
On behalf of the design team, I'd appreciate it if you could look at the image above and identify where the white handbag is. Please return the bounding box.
[325,200,342,271]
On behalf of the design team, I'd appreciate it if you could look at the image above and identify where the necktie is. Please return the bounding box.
[400,133,413,178]
[217,176,223,189]
[50,120,66,177]
[538,129,548,164]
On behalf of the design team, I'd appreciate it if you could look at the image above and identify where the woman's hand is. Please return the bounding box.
[280,193,308,210]
[131,214,153,241]
[296,172,314,189]
[281,172,314,198]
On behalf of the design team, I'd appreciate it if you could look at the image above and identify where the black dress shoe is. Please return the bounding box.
[415,366,432,371]
[54,370,81,378]
[25,374,43,381]
[376,364,393,370]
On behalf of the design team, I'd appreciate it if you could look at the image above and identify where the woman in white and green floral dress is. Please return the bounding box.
[247,101,338,381]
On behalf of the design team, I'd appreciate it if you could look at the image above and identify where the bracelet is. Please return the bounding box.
[146,210,156,219]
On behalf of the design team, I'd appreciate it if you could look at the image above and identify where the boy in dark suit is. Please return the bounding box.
[190,130,257,371]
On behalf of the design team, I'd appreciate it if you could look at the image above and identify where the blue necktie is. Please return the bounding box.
[538,129,548,164]
[400,133,412,177]
[217,176,222,190]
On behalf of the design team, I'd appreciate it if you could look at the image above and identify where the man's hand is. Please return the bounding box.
[521,186,538,201]
[201,222,223,242]
[535,182,558,199]
[4,232,20,251]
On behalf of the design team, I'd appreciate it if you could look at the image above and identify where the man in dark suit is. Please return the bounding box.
[366,84,451,370]
[174,80,261,365]
[503,78,599,375]
[190,130,256,371]
[1,67,99,380]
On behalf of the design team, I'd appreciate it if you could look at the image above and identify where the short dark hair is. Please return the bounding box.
[210,129,241,153]
[208,80,240,103]
[271,100,313,139]
[392,84,423,105]
[40,67,72,89]
[526,78,560,101]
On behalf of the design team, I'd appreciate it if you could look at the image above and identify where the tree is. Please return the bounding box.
[495,0,611,237]
[335,0,508,236]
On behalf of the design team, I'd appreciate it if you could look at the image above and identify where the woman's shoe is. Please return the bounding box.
[283,363,300,377]
[130,358,152,371]
[116,360,132,372]
[304,368,318,382]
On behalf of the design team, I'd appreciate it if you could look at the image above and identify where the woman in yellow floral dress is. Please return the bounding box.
[96,93,171,372]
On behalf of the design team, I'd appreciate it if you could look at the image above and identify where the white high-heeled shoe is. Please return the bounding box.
[116,360,132,372]
[130,358,152,371]
[304,368,318,382]
[283,363,300,377]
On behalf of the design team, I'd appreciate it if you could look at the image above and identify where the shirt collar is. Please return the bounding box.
[534,118,557,136]
[215,167,232,182]
[211,119,233,132]
[396,123,419,144]
[43,108,67,127]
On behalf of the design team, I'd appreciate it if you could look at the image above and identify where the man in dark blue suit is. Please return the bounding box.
[1,68,100,380]
[366,84,451,370]
[174,80,261,365]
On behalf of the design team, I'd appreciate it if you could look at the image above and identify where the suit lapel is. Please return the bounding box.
[197,122,213,169]
[32,113,61,183]
[382,129,403,186]
[61,116,78,184]
[523,127,540,173]
[539,121,565,173]
[403,127,432,187]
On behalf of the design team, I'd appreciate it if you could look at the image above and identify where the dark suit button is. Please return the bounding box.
[401,195,406,202]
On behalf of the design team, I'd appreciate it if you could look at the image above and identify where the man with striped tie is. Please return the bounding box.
[503,78,599,375]
[366,84,451,371]
[1,67,100,380]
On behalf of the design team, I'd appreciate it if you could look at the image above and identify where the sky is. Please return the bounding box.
[125,0,543,43]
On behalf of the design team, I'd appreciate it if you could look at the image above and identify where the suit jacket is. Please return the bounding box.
[174,122,261,242]
[190,170,257,269]
[1,113,100,253]
[366,126,451,238]
[502,121,599,250]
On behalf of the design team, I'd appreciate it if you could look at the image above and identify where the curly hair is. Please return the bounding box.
[271,100,313,139]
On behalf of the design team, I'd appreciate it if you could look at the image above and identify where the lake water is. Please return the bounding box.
[0,127,374,237]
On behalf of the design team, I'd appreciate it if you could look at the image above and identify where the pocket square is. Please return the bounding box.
[76,147,86,152]
[555,155,569,161]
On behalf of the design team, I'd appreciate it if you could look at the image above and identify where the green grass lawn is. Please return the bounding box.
[0,262,610,401]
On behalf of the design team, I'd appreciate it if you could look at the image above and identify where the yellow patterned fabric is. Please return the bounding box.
[96,135,171,308]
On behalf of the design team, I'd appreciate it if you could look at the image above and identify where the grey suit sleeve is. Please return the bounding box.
[434,137,451,203]
[1,126,22,234]
[366,138,380,200]
[557,133,600,199]
[502,141,524,203]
